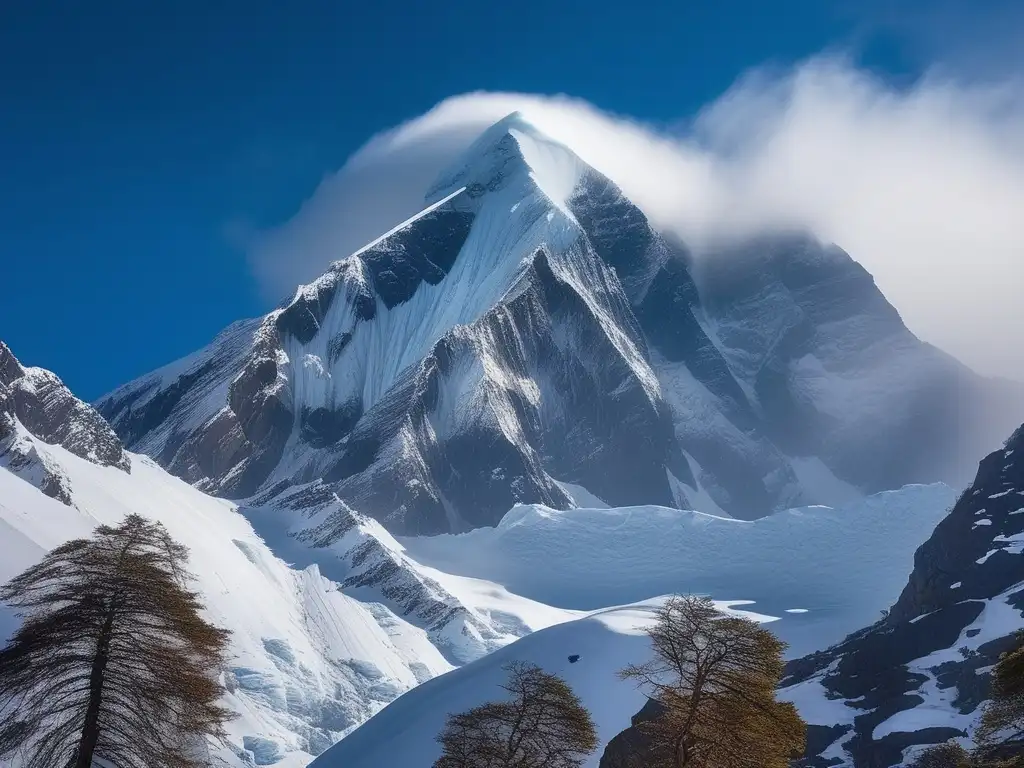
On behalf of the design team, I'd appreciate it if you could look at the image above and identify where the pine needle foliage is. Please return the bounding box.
[0,514,233,768]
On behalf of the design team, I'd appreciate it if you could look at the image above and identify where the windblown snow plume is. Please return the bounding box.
[251,60,1024,381]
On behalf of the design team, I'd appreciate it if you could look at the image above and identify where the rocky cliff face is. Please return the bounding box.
[96,114,1023,535]
[782,424,1024,767]
[1,341,129,473]
[1,341,130,505]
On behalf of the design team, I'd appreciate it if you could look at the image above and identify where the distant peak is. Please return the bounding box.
[0,340,26,385]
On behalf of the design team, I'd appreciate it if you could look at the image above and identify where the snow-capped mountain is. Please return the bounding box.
[1,339,979,767]
[782,423,1024,767]
[0,343,572,766]
[95,113,1023,535]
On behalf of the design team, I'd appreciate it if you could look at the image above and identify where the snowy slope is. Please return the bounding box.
[95,113,1023,535]
[0,387,572,768]
[309,600,787,768]
[0,430,454,766]
[2,342,588,765]
[401,483,957,655]
[241,480,579,666]
[305,482,958,767]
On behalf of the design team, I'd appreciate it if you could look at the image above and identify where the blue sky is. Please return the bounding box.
[0,1,1016,398]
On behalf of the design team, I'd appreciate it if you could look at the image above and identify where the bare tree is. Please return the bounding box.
[619,595,805,768]
[434,660,598,768]
[0,514,233,768]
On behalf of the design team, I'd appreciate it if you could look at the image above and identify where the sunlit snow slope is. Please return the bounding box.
[0,343,571,767]
[308,601,765,768]
[0,429,453,767]
[401,484,956,654]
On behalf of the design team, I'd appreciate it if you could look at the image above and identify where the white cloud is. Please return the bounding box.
[249,58,1024,380]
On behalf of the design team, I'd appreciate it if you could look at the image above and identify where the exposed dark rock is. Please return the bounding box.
[275,276,340,345]
[1,340,129,472]
[300,402,362,448]
[782,424,1024,766]
[598,698,667,768]
[892,427,1024,622]
[360,208,474,308]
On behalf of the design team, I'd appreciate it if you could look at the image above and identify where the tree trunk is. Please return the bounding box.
[74,606,116,768]
[674,732,689,768]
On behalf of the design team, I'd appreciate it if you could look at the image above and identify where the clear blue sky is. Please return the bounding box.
[0,1,965,399]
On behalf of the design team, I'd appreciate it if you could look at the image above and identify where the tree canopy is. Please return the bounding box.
[434,660,598,768]
[619,595,806,768]
[0,514,233,768]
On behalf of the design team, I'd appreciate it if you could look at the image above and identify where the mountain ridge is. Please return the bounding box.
[95,114,1024,535]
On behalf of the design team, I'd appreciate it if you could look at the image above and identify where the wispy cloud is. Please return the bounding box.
[249,57,1024,380]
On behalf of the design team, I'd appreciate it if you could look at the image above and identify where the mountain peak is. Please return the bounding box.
[95,104,1024,535]
[426,112,586,207]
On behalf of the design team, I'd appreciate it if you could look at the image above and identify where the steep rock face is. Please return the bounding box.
[95,114,1023,534]
[0,415,75,506]
[782,424,1024,767]
[1,341,129,474]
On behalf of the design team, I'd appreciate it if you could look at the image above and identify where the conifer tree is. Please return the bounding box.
[0,514,233,768]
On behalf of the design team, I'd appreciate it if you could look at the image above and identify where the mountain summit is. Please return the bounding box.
[97,114,1022,534]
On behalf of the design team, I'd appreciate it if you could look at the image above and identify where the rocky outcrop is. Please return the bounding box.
[782,424,1024,767]
[0,413,75,505]
[1,341,129,473]
[597,698,667,768]
[251,481,539,664]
